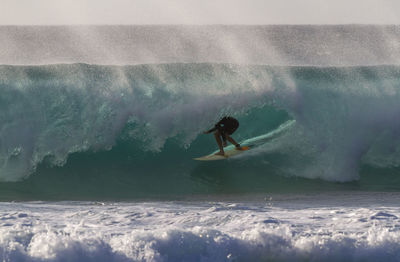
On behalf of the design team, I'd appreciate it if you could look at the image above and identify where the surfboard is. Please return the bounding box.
[193,120,296,161]
[194,146,250,161]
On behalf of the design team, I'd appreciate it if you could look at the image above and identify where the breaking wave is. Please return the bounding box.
[1,63,400,199]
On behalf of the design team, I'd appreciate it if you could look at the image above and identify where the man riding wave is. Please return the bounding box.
[204,116,243,156]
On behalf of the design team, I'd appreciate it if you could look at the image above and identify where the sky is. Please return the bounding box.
[1,0,400,25]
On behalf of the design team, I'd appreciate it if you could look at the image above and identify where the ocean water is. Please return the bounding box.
[1,25,400,261]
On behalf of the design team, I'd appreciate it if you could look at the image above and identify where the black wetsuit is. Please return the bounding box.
[207,116,239,142]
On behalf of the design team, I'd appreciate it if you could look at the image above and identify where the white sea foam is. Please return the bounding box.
[1,194,400,261]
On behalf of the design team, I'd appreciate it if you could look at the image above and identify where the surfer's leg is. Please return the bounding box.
[221,132,228,147]
[226,135,241,149]
[213,131,225,155]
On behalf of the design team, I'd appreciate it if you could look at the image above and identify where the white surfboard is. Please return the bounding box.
[193,146,250,161]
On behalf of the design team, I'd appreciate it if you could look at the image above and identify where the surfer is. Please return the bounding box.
[204,116,242,156]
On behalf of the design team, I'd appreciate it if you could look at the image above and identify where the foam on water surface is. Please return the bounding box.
[1,193,400,262]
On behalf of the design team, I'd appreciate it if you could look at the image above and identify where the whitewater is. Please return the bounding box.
[1,193,400,262]
[1,25,400,261]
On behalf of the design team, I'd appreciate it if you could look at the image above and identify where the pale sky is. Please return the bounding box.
[1,0,400,25]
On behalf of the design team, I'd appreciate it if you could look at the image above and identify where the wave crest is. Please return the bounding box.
[1,63,400,187]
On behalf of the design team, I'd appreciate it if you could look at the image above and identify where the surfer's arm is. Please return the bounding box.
[204,118,225,134]
[204,126,217,134]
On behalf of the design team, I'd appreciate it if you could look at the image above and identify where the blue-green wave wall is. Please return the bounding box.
[1,63,400,199]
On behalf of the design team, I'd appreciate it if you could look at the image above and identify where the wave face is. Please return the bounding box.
[1,63,400,199]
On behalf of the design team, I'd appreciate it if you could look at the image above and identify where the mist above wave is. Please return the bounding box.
[1,25,400,66]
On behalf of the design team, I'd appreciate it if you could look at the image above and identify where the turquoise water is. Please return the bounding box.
[1,63,400,200]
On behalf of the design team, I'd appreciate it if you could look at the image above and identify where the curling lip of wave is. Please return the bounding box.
[1,63,400,186]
